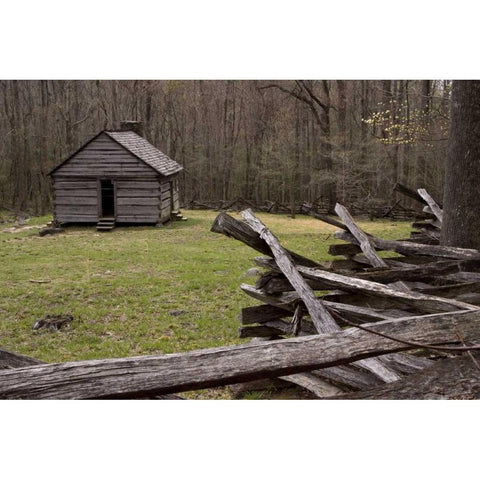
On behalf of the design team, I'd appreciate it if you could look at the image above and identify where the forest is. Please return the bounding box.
[0,80,450,214]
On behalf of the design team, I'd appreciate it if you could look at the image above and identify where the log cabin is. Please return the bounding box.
[49,122,183,230]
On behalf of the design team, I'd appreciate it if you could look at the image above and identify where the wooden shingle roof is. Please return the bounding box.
[105,130,182,176]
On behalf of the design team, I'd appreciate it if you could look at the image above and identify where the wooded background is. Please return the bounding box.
[0,80,450,215]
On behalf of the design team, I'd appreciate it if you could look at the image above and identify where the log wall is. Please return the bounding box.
[115,180,160,223]
[52,178,99,222]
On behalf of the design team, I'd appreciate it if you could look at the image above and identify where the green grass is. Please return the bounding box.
[0,210,412,398]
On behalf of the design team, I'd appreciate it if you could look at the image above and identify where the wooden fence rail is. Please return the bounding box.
[1,310,480,399]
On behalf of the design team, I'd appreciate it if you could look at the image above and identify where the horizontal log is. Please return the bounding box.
[55,206,97,215]
[335,230,480,261]
[117,198,159,206]
[253,256,480,312]
[56,215,98,222]
[378,353,434,375]
[67,159,145,167]
[239,325,287,338]
[0,349,180,399]
[53,181,97,189]
[446,272,480,283]
[243,338,349,396]
[333,354,480,399]
[256,254,476,287]
[117,206,159,215]
[240,304,290,325]
[296,265,477,313]
[55,189,97,197]
[353,260,480,284]
[2,310,479,399]
[321,291,420,312]
[416,282,480,299]
[280,372,344,398]
[328,243,362,257]
[55,197,98,206]
[117,188,159,195]
[241,284,406,324]
[115,182,160,189]
[313,364,382,391]
[58,168,157,176]
[116,216,159,223]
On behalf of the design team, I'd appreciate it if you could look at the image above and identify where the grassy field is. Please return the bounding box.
[0,210,412,398]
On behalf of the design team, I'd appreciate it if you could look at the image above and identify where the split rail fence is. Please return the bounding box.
[2,185,480,399]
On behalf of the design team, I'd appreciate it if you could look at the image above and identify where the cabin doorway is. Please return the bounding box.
[100,179,115,217]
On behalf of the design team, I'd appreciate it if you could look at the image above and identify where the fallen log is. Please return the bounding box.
[333,353,480,399]
[2,310,479,399]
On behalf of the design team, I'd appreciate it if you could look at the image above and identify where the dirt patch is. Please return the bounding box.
[2,224,47,233]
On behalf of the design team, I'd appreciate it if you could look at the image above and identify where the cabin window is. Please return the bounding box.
[100,179,115,217]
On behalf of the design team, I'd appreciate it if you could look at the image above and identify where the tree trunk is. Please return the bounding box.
[442,81,480,248]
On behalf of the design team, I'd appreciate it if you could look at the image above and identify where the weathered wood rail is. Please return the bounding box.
[1,310,480,399]
[209,188,480,398]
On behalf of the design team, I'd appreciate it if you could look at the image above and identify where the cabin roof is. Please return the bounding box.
[104,130,182,176]
[49,130,182,177]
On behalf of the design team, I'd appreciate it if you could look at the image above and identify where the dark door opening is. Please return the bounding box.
[101,179,115,217]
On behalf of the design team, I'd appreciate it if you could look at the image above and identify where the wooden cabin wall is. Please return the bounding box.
[116,180,160,223]
[52,178,98,223]
[160,179,172,222]
[53,178,164,224]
